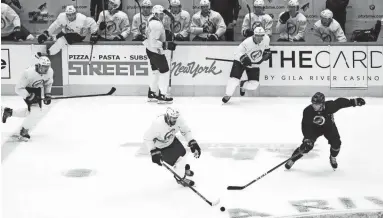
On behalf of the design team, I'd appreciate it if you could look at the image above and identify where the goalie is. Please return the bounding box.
[222,27,271,104]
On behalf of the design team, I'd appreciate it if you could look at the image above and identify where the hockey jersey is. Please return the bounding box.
[47,12,98,37]
[1,3,20,37]
[97,10,131,40]
[234,35,270,68]
[313,19,347,42]
[144,114,193,151]
[242,13,273,36]
[143,16,166,54]
[190,10,226,38]
[15,65,54,99]
[131,13,151,38]
[163,10,191,38]
[276,12,307,41]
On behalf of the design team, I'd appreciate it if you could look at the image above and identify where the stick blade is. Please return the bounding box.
[107,87,116,95]
[227,186,245,190]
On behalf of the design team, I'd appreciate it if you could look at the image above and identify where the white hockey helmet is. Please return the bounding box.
[166,107,180,126]
[170,0,181,6]
[254,27,266,36]
[142,0,152,7]
[109,0,121,8]
[38,56,51,66]
[200,0,210,7]
[65,5,76,14]
[287,0,299,7]
[152,5,164,15]
[254,0,265,7]
[320,9,333,19]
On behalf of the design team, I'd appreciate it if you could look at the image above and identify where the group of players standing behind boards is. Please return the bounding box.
[1,0,365,187]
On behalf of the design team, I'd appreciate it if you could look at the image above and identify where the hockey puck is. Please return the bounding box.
[220,206,225,212]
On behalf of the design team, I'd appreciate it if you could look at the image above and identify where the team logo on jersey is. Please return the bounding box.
[251,21,264,31]
[202,20,216,34]
[139,22,147,34]
[321,33,332,42]
[64,25,75,33]
[171,21,182,33]
[250,50,262,61]
[156,129,176,143]
[106,21,117,33]
[286,21,297,34]
[31,79,44,88]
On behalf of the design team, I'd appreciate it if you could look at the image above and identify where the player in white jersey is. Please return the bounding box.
[1,3,34,41]
[190,0,226,41]
[313,9,347,43]
[163,0,191,41]
[131,0,152,41]
[276,0,307,42]
[144,5,177,104]
[222,27,271,104]
[1,57,54,141]
[144,107,201,187]
[37,5,98,56]
[97,0,130,41]
[242,0,273,38]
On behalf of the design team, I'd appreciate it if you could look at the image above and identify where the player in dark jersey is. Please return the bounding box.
[285,92,365,170]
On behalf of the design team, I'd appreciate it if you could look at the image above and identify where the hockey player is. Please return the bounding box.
[285,92,366,170]
[276,0,307,42]
[190,0,226,41]
[163,0,191,41]
[222,27,271,104]
[97,0,131,41]
[144,5,177,104]
[1,3,34,41]
[313,9,347,43]
[241,0,273,38]
[131,0,153,41]
[1,56,54,141]
[37,5,99,56]
[144,107,201,187]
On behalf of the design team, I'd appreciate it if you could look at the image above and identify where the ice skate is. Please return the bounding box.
[239,80,246,96]
[2,107,12,123]
[222,95,231,103]
[285,159,295,170]
[147,88,158,102]
[185,164,194,177]
[330,155,338,170]
[157,92,173,104]
[19,127,31,141]
[174,176,195,187]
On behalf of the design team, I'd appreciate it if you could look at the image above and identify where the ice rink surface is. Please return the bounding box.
[2,96,383,218]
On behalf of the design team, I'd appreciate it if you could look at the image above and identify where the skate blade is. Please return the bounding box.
[157,101,173,104]
[147,98,158,103]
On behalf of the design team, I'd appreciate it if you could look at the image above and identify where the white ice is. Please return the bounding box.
[1,96,383,218]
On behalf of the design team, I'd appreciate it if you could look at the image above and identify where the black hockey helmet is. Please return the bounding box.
[311,92,325,104]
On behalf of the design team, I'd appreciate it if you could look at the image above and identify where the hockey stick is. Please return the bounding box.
[101,0,107,39]
[135,0,144,35]
[88,43,94,65]
[163,9,175,96]
[161,161,220,206]
[45,87,116,100]
[227,150,304,190]
[206,57,263,65]
[246,3,251,30]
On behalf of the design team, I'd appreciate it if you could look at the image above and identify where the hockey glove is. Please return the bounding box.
[90,33,99,44]
[351,98,365,107]
[302,139,314,153]
[162,41,177,51]
[132,34,146,41]
[243,29,254,37]
[207,34,219,41]
[99,21,107,31]
[13,26,23,41]
[175,34,185,41]
[113,35,125,41]
[43,93,52,105]
[279,11,290,24]
[150,148,162,166]
[25,93,37,105]
[188,139,201,158]
[37,31,49,44]
[262,50,272,61]
[240,54,252,67]
[313,115,325,125]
